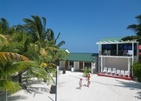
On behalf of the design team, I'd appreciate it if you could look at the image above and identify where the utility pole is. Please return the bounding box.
[55,65,59,101]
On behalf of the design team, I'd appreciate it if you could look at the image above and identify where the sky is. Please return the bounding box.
[0,0,141,53]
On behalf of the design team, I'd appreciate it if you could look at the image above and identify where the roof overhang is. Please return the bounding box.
[96,40,139,44]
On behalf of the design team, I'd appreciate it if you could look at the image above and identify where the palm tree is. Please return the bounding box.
[0,19,53,84]
[21,15,47,45]
[0,18,15,35]
[0,18,9,34]
[122,15,141,42]
[21,15,66,68]
[127,15,141,36]
[46,28,65,47]
[21,15,65,48]
[0,34,8,46]
[0,52,32,101]
[9,15,66,81]
[0,52,52,90]
[0,18,54,95]
[45,29,67,68]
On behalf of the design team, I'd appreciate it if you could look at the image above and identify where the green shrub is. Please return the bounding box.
[133,62,141,81]
[82,67,91,77]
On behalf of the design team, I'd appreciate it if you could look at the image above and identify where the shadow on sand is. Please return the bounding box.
[27,86,50,96]
[93,79,141,100]
[0,81,51,101]
[116,80,141,100]
[8,95,27,101]
[24,80,50,94]
[0,93,27,101]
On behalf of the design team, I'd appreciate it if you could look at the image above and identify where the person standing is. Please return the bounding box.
[87,73,91,87]
[79,78,82,89]
[87,73,90,81]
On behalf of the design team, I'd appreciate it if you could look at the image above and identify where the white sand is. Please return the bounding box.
[2,71,141,101]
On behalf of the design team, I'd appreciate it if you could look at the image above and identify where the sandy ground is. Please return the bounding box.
[1,70,141,101]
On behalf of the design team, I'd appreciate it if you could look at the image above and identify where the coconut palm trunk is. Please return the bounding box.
[5,89,7,101]
[18,72,22,84]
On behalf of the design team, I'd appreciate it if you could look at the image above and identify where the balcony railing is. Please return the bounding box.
[99,50,133,56]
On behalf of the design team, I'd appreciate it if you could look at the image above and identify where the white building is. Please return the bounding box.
[96,37,139,78]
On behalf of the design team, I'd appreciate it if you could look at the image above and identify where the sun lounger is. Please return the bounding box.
[103,67,107,73]
[107,68,112,74]
[111,68,116,75]
[125,70,129,77]
[120,70,125,76]
[116,70,120,76]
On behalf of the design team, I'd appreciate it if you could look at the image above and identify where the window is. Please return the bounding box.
[70,61,74,67]
[118,43,137,56]
[118,43,132,50]
[102,44,116,50]
[85,63,91,68]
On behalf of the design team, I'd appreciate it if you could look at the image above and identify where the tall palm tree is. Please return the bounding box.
[14,15,67,80]
[0,21,53,84]
[0,52,52,90]
[122,15,141,42]
[127,15,141,36]
[0,18,15,35]
[0,52,32,101]
[0,18,9,34]
[45,29,66,66]
[0,34,8,46]
[46,28,65,47]
[22,15,65,48]
[21,15,47,45]
[0,52,52,100]
[21,15,66,66]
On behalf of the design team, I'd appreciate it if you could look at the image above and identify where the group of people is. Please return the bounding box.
[79,73,91,89]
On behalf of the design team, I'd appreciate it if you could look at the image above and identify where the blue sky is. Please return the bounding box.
[0,0,141,53]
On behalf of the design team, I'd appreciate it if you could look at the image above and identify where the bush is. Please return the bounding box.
[82,67,91,77]
[133,62,141,81]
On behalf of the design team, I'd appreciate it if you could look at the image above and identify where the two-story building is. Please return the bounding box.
[96,37,139,80]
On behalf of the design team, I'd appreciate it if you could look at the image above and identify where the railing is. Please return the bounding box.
[99,50,133,56]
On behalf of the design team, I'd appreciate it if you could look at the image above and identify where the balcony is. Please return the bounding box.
[99,50,134,56]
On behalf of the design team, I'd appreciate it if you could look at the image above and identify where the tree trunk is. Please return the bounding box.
[18,73,22,84]
[5,90,7,101]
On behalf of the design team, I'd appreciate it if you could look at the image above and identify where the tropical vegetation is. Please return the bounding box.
[122,15,141,42]
[82,67,91,77]
[0,15,68,97]
[122,14,141,81]
[132,61,141,82]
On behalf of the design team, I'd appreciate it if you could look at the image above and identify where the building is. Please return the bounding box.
[59,52,98,73]
[96,37,139,79]
[139,45,141,62]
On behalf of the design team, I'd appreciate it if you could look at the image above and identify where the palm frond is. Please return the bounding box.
[127,24,138,31]
[0,80,21,93]
[0,34,8,45]
[47,29,55,41]
[25,66,54,84]
[0,18,9,32]
[55,32,60,43]
[136,15,141,23]
[31,15,43,39]
[57,41,65,47]
[42,17,46,30]
[121,35,139,41]
[127,15,141,37]
[0,52,29,62]
[5,61,36,76]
